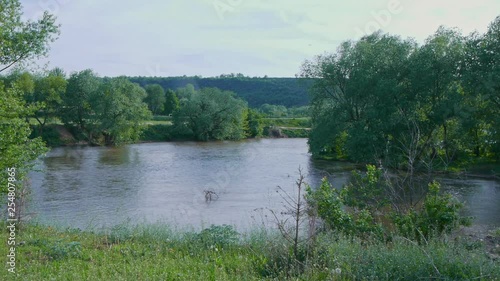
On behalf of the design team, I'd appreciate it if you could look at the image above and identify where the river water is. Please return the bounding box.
[28,139,500,231]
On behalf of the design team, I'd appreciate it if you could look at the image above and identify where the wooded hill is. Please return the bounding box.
[127,76,314,108]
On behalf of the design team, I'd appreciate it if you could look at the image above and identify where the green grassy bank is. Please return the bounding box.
[1,222,499,280]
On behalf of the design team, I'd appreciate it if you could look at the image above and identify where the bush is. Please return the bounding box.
[196,225,240,248]
[307,168,469,242]
[393,181,470,241]
[306,177,353,234]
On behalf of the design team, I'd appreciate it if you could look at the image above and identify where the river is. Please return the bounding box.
[28,138,500,231]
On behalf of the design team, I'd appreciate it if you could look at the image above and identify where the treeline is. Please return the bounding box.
[1,69,152,145]
[301,16,500,169]
[0,70,267,145]
[128,76,313,108]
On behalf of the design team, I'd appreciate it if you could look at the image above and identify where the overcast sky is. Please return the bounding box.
[19,0,500,77]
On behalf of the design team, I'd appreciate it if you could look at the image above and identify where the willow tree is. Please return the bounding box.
[299,32,416,164]
[173,87,247,141]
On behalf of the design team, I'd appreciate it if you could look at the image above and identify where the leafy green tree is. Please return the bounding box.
[462,16,500,159]
[0,0,60,72]
[144,84,166,115]
[92,77,152,145]
[60,69,102,140]
[164,89,179,115]
[407,27,466,165]
[244,108,263,138]
[0,0,59,193]
[173,87,247,141]
[259,104,288,117]
[300,32,415,163]
[0,80,47,193]
[60,72,152,145]
[175,83,196,101]
[26,68,67,132]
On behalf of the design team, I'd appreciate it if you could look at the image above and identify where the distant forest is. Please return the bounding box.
[128,76,314,108]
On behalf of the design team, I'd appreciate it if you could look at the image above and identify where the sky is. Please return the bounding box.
[19,0,500,78]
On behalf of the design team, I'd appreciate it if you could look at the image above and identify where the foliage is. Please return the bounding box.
[140,124,174,142]
[0,81,47,193]
[144,84,166,115]
[60,71,152,145]
[172,87,248,141]
[301,17,500,167]
[342,164,389,212]
[129,76,313,108]
[0,0,60,72]
[2,222,498,280]
[259,104,288,117]
[164,89,179,115]
[261,117,311,128]
[306,178,353,234]
[461,16,500,160]
[393,181,470,241]
[306,166,467,242]
[0,0,58,194]
[28,68,67,132]
[29,124,64,146]
[59,69,102,138]
[244,108,264,138]
[196,225,240,248]
[91,77,152,145]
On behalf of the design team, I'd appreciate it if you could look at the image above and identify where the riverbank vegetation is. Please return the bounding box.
[302,16,500,175]
[2,165,500,279]
[1,210,498,280]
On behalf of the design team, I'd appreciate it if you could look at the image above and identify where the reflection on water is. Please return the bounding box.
[28,139,500,230]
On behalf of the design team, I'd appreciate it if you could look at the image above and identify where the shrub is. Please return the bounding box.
[306,177,353,234]
[196,224,239,248]
[393,181,470,241]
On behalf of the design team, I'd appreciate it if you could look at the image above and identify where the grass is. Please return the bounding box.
[1,222,499,280]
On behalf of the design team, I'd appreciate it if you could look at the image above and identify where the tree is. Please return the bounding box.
[175,83,196,101]
[0,0,60,73]
[26,68,67,133]
[0,80,47,193]
[462,16,500,159]
[259,103,288,117]
[91,77,152,145]
[60,69,102,141]
[173,87,247,141]
[300,32,416,164]
[0,0,59,194]
[164,89,179,115]
[144,84,166,115]
[407,27,466,166]
[244,108,263,138]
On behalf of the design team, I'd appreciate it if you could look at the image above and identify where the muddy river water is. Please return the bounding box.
[28,139,500,231]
